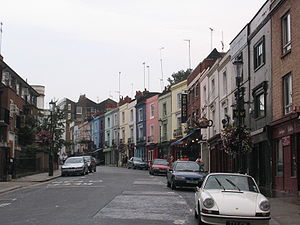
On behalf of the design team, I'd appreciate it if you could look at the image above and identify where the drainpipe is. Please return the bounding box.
[247,23,251,175]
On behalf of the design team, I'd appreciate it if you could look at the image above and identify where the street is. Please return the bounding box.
[0,166,198,225]
[0,166,291,225]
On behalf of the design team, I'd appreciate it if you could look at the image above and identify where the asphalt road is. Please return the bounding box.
[0,166,199,225]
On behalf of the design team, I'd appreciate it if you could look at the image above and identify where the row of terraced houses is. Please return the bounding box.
[0,0,299,198]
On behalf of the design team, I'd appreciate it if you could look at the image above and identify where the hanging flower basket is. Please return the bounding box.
[221,126,252,155]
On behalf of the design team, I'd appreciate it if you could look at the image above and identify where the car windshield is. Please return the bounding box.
[133,157,143,162]
[175,162,202,172]
[65,158,83,164]
[84,156,91,162]
[153,160,168,165]
[204,175,259,193]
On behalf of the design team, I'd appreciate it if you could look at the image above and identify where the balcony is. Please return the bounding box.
[161,135,168,142]
[173,128,183,138]
[147,135,154,143]
[137,136,146,144]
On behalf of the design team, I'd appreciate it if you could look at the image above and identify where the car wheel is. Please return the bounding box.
[171,179,176,190]
[198,204,206,225]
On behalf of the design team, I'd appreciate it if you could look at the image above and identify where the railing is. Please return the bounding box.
[161,135,168,142]
[137,136,146,144]
[173,128,183,138]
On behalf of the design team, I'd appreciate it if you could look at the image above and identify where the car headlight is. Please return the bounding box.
[203,198,214,208]
[259,200,270,211]
[175,175,186,180]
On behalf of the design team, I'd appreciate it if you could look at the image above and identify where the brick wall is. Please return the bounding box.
[272,0,300,120]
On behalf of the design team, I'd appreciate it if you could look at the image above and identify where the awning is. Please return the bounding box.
[170,128,201,146]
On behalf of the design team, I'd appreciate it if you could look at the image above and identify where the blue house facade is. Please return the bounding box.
[135,102,146,159]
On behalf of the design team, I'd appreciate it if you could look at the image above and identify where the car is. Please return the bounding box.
[166,160,207,190]
[127,157,148,170]
[194,173,271,225]
[83,155,97,173]
[61,156,89,176]
[149,159,170,175]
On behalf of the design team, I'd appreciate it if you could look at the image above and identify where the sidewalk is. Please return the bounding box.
[269,196,300,225]
[0,169,61,194]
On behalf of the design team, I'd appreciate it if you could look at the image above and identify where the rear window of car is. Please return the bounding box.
[174,162,200,172]
[65,158,83,164]
[153,160,168,165]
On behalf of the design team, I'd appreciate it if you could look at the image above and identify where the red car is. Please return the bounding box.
[149,159,170,175]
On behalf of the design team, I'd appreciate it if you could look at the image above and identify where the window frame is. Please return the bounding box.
[254,36,265,71]
[282,11,291,55]
[283,73,292,115]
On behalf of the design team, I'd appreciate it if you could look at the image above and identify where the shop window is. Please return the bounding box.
[275,139,283,177]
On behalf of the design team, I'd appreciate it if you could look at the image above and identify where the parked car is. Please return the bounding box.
[149,159,170,175]
[83,156,97,173]
[166,160,207,190]
[61,156,89,176]
[194,173,271,225]
[127,157,148,170]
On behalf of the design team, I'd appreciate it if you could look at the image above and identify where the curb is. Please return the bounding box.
[0,185,22,194]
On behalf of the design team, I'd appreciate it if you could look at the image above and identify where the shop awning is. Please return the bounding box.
[170,128,201,146]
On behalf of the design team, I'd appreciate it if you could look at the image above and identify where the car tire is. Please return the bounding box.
[171,179,176,190]
[198,204,206,225]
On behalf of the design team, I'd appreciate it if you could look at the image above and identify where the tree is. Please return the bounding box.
[37,107,66,153]
[167,69,192,85]
[18,114,40,146]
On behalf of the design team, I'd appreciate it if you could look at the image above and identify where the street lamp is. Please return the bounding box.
[48,100,56,176]
[233,58,245,172]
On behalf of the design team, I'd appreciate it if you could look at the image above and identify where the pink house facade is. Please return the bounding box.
[145,94,159,162]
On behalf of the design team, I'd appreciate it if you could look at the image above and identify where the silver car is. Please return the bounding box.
[61,156,89,176]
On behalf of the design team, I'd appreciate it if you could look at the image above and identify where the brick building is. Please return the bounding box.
[270,0,300,195]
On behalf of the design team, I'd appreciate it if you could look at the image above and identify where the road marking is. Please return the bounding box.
[0,203,11,208]
[173,220,185,224]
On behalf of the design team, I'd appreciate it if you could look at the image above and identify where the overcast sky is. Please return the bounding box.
[0,0,266,107]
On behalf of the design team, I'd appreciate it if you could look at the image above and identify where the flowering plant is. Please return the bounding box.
[221,126,252,155]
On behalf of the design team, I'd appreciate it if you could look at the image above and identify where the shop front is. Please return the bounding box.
[270,113,300,196]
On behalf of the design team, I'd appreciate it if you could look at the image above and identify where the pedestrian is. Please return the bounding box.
[169,155,174,166]
[124,154,128,167]
[196,157,204,167]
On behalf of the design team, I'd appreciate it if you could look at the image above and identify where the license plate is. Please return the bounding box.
[226,221,250,225]
[186,180,198,184]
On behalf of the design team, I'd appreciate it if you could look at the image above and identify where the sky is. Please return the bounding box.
[0,0,266,108]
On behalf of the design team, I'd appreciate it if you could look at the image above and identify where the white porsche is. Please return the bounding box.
[194,173,271,225]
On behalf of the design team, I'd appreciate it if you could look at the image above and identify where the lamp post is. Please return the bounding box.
[48,100,56,176]
[233,58,245,172]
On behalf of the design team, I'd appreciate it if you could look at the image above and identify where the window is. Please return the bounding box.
[138,108,143,122]
[138,125,143,139]
[150,125,154,137]
[275,139,283,176]
[130,109,134,122]
[150,103,154,119]
[211,78,215,99]
[283,73,292,114]
[163,103,167,116]
[107,117,111,127]
[223,71,227,95]
[76,106,82,114]
[130,127,134,139]
[114,113,118,126]
[203,86,207,104]
[254,93,265,118]
[282,12,291,54]
[68,104,71,111]
[177,93,182,109]
[177,115,181,129]
[68,113,71,120]
[122,111,125,123]
[254,38,265,70]
[195,84,199,97]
